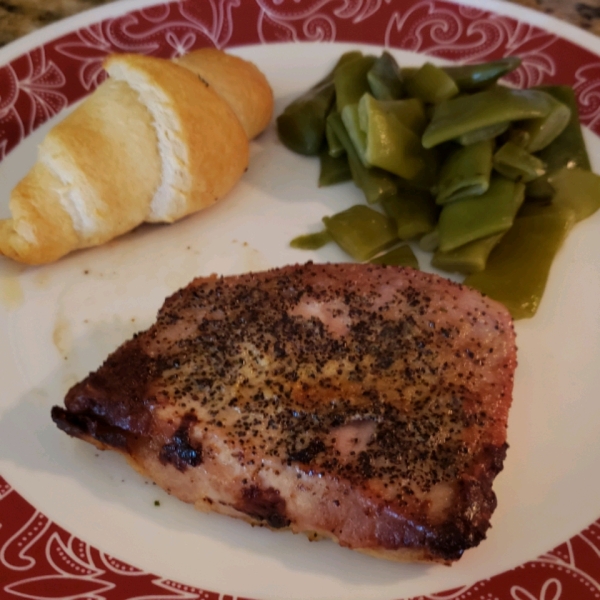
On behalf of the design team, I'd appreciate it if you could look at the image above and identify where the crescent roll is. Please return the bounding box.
[0,50,273,265]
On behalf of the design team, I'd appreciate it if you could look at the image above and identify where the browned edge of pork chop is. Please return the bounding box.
[52,263,517,564]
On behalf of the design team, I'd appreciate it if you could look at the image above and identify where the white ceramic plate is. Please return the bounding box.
[1,1,599,599]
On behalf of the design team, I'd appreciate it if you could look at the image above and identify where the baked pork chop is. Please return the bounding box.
[52,263,517,563]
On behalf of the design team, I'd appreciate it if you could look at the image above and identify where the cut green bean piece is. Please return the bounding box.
[277,53,362,153]
[359,96,428,134]
[276,51,364,155]
[327,111,396,204]
[422,87,555,148]
[404,62,459,104]
[465,209,576,319]
[517,200,551,217]
[435,140,493,204]
[319,151,352,187]
[367,51,404,100]
[549,167,600,222]
[401,67,418,80]
[404,60,521,93]
[457,121,510,145]
[536,86,590,170]
[290,230,333,250]
[335,55,377,112]
[323,205,398,261]
[381,187,438,240]
[438,176,525,252]
[526,86,591,198]
[276,80,335,155]
[341,103,368,165]
[520,94,571,153]
[443,57,521,92]
[326,117,345,158]
[342,96,429,171]
[518,201,567,218]
[354,94,438,183]
[493,141,546,182]
[320,51,365,85]
[432,232,504,274]
[370,244,419,268]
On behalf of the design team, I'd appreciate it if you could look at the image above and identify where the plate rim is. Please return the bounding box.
[1,0,600,599]
[3,0,600,62]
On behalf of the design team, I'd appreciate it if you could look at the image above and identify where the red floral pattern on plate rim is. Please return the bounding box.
[1,0,600,598]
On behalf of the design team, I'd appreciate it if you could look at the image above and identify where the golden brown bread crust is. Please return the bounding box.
[175,48,274,140]
[0,49,272,265]
[104,53,249,223]
[0,77,162,264]
[45,78,161,243]
[0,162,79,264]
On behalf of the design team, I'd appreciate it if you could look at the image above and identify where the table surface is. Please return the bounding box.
[0,0,600,46]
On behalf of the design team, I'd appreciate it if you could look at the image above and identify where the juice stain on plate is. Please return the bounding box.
[0,262,25,310]
[33,270,52,289]
[53,315,72,361]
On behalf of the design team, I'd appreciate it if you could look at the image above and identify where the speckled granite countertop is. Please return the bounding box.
[0,0,599,46]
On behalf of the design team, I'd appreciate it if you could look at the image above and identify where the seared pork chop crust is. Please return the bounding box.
[52,263,516,563]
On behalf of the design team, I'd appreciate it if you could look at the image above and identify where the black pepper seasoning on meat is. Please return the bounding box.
[54,263,516,563]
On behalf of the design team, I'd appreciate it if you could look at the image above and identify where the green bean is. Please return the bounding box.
[536,86,590,169]
[548,167,600,222]
[443,57,521,92]
[276,51,362,155]
[323,205,398,261]
[352,94,437,183]
[438,176,525,252]
[340,103,368,164]
[405,60,521,93]
[367,51,404,100]
[435,139,493,204]
[456,121,510,145]
[526,86,591,198]
[327,111,396,204]
[277,80,335,155]
[465,208,576,319]
[360,96,428,134]
[401,66,418,77]
[335,55,377,112]
[432,232,504,274]
[493,141,546,182]
[381,186,438,240]
[325,115,345,157]
[290,230,333,250]
[319,151,352,187]
[370,244,419,268]
[520,93,571,153]
[404,62,459,104]
[422,87,555,148]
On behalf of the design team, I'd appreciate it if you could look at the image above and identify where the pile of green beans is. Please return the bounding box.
[278,51,600,319]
